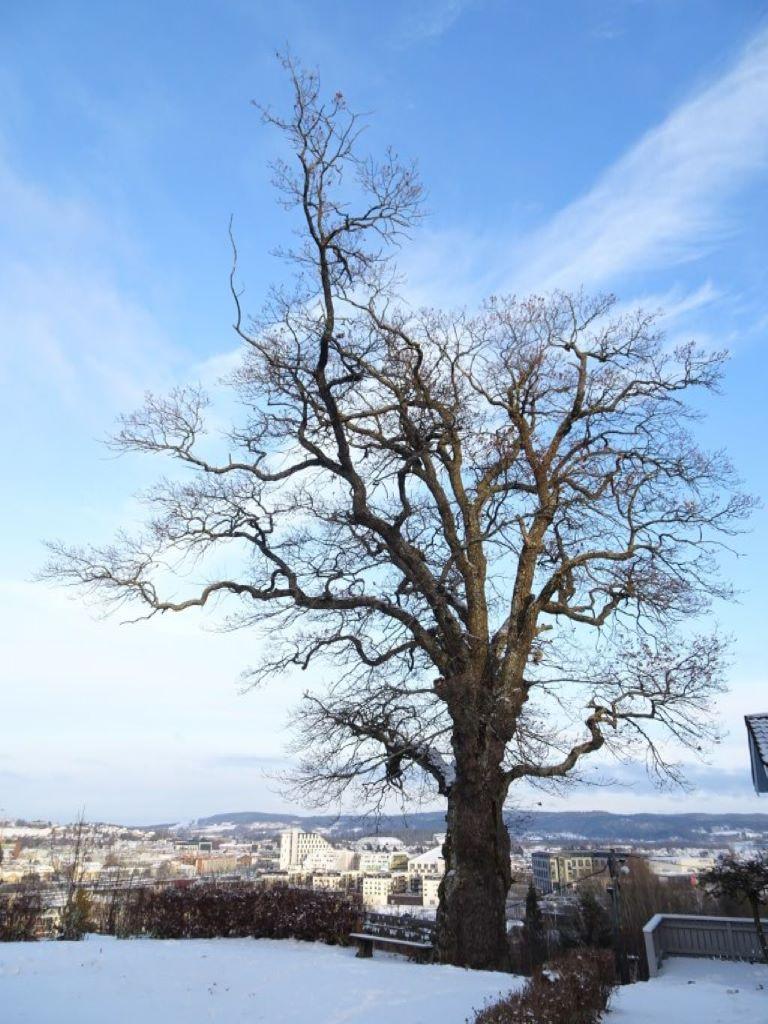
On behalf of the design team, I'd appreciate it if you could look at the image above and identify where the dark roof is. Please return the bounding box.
[745,715,768,794]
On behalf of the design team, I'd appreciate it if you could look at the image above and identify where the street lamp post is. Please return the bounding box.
[606,849,630,985]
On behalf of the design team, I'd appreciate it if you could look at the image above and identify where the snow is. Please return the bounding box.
[745,713,768,765]
[410,845,444,866]
[353,836,406,851]
[610,957,768,1024]
[421,747,456,789]
[369,904,436,920]
[4,936,766,1024]
[0,936,521,1024]
[0,826,53,838]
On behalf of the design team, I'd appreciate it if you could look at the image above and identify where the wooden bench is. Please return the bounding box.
[349,931,435,963]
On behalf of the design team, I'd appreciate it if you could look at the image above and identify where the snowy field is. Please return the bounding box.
[0,936,521,1024]
[610,957,767,1024]
[2,937,766,1024]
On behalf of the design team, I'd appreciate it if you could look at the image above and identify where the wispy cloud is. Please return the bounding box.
[607,279,720,326]
[397,0,479,46]
[402,27,768,306]
[212,755,289,769]
[0,147,179,412]
[513,27,768,291]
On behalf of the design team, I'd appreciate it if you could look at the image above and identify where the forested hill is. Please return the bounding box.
[183,809,768,844]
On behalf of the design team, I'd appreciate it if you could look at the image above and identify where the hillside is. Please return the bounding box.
[177,809,768,845]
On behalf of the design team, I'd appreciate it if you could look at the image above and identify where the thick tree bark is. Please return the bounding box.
[436,754,512,971]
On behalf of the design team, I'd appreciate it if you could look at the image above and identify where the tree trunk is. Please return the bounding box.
[436,757,512,971]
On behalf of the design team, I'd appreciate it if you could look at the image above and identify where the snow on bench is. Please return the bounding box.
[349,931,435,962]
[350,914,436,962]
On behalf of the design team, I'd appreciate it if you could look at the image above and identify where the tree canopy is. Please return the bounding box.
[41,57,754,968]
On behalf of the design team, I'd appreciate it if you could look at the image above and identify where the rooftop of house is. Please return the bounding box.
[409,846,444,865]
[745,714,768,794]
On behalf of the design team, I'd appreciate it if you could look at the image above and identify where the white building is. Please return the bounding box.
[422,876,441,908]
[303,847,358,873]
[279,830,334,870]
[359,850,408,873]
[646,854,715,880]
[311,872,346,892]
[408,846,445,878]
[362,873,407,908]
[531,851,608,894]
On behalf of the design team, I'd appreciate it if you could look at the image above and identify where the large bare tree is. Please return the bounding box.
[43,60,753,970]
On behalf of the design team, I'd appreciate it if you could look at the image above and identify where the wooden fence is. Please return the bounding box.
[643,913,765,976]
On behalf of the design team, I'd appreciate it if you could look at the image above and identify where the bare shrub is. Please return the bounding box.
[110,882,362,944]
[59,887,95,941]
[616,858,715,977]
[701,854,768,963]
[0,881,43,942]
[471,948,616,1024]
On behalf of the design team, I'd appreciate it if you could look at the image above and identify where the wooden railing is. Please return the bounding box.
[643,913,766,976]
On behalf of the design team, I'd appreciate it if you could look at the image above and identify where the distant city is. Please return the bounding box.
[3,809,767,922]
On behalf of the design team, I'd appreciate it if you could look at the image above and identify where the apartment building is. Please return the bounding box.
[646,854,715,880]
[303,847,358,872]
[408,845,445,878]
[422,876,441,908]
[195,854,250,875]
[359,850,408,873]
[311,872,346,892]
[362,873,407,908]
[278,830,333,870]
[531,851,608,893]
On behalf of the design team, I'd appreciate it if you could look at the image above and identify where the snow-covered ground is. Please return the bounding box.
[0,936,521,1024]
[610,957,767,1024]
[3,937,766,1024]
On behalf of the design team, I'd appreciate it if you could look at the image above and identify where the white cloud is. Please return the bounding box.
[0,261,175,408]
[397,0,479,45]
[0,147,180,413]
[605,279,720,327]
[0,581,305,822]
[401,27,768,307]
[513,27,768,291]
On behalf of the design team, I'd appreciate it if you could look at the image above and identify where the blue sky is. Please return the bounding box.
[2,0,768,823]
